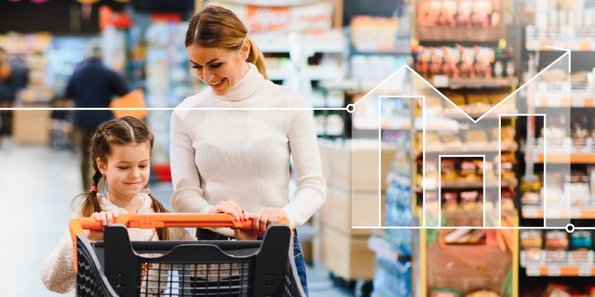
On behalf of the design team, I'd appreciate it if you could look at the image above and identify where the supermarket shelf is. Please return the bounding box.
[417,179,516,191]
[432,76,518,89]
[522,204,595,219]
[352,39,411,55]
[441,109,519,120]
[304,65,343,81]
[521,250,595,277]
[526,39,595,51]
[423,143,518,154]
[535,153,595,164]
[267,68,293,81]
[533,94,595,108]
[353,117,459,132]
[526,26,595,51]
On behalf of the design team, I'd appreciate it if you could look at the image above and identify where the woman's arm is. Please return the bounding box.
[282,91,327,228]
[170,109,215,214]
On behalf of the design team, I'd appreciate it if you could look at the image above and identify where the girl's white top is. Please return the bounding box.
[40,193,193,293]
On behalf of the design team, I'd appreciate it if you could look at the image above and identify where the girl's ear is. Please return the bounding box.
[96,157,106,175]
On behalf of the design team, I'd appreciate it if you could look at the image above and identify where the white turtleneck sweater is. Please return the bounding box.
[40,194,193,294]
[170,63,326,233]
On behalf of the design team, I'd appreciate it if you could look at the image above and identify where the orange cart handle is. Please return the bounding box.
[69,213,288,271]
[69,213,264,238]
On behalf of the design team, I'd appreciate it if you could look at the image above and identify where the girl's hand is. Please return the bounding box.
[91,210,118,226]
[249,207,288,235]
[88,211,118,241]
[211,200,247,221]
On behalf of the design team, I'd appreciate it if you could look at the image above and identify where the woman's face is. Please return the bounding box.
[187,40,250,96]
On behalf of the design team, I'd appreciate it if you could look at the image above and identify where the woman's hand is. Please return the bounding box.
[249,207,288,235]
[88,211,118,241]
[211,200,247,221]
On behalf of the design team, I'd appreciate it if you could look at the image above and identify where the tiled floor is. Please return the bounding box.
[0,137,351,296]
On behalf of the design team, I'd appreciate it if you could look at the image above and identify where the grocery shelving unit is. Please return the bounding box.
[144,21,196,181]
[516,0,595,294]
[388,0,522,296]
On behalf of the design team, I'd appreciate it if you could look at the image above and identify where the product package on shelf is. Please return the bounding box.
[427,229,513,296]
[416,0,504,42]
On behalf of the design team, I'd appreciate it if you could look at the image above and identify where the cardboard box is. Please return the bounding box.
[319,140,395,191]
[322,186,385,236]
[321,227,376,280]
[13,109,50,144]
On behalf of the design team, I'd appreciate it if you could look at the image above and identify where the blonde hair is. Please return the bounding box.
[185,5,267,78]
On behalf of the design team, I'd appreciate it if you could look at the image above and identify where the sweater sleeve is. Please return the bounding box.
[40,230,76,293]
[169,227,196,241]
[282,91,327,227]
[170,108,215,214]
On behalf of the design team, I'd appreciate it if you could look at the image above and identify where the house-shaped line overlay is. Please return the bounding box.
[350,48,577,231]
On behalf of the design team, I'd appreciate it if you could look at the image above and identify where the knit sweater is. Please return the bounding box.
[40,194,193,294]
[170,63,326,234]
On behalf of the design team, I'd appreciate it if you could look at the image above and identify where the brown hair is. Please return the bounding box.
[185,5,267,78]
[79,116,169,240]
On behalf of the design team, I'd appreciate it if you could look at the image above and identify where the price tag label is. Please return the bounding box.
[548,266,561,276]
[526,265,540,276]
[579,266,591,276]
[523,207,540,218]
[548,96,559,107]
[432,75,449,88]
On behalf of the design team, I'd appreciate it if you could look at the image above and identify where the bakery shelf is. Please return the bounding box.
[416,179,516,191]
[526,26,595,51]
[521,250,595,277]
[535,153,595,164]
[533,95,595,109]
[433,77,518,89]
[522,204,595,219]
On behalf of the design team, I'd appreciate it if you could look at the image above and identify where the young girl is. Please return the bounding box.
[41,116,193,294]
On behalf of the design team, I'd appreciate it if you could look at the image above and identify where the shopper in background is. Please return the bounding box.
[65,44,130,190]
[0,47,9,142]
[0,46,27,139]
[41,116,193,294]
[170,5,326,295]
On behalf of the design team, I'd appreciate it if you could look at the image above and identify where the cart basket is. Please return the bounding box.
[71,213,306,297]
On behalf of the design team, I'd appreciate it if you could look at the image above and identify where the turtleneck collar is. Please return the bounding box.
[212,63,265,102]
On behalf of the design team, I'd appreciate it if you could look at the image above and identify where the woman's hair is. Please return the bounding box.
[78,116,169,240]
[185,5,267,78]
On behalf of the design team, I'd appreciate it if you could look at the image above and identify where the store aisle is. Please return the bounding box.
[0,138,79,296]
[0,138,352,297]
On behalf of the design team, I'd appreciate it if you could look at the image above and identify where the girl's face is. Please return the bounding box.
[187,40,250,96]
[97,142,151,200]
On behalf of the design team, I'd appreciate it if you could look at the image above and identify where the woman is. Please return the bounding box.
[170,5,326,295]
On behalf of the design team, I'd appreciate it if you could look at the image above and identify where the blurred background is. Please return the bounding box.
[1,0,595,296]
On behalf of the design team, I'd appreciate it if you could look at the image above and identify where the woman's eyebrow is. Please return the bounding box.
[189,58,219,66]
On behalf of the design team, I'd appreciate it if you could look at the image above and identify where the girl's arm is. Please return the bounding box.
[40,230,76,293]
[282,90,327,228]
[170,109,215,214]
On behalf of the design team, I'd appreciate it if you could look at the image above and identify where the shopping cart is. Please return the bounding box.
[69,213,306,297]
